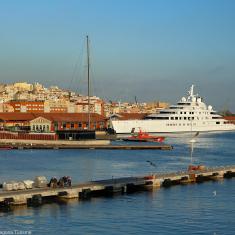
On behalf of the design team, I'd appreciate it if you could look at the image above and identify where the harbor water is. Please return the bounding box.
[0,132,234,234]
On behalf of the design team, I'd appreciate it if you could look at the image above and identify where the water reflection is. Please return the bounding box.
[0,133,234,234]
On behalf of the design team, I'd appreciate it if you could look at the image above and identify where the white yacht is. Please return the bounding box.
[111,85,235,134]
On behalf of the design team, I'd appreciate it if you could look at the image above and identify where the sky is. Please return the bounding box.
[0,0,235,111]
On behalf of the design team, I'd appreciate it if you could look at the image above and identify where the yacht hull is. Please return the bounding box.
[111,120,235,134]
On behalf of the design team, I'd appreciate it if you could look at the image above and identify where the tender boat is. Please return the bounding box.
[122,128,165,142]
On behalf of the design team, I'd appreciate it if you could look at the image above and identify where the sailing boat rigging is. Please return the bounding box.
[86,35,91,130]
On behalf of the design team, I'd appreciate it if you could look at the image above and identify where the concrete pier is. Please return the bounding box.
[0,138,110,146]
[0,165,234,209]
[0,139,172,150]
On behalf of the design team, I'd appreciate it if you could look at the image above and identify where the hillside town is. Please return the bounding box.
[0,82,169,134]
[0,82,169,116]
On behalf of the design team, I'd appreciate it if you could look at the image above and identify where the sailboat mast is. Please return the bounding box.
[86,35,91,130]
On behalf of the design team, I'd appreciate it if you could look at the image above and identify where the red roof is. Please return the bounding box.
[224,116,235,121]
[0,112,106,122]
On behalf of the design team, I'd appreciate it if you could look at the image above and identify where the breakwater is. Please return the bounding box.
[0,139,172,150]
[1,165,234,209]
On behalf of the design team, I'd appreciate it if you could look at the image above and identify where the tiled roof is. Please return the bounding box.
[0,113,106,122]
[224,116,235,120]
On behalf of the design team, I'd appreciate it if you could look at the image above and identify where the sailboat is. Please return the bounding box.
[86,35,91,130]
[81,35,97,138]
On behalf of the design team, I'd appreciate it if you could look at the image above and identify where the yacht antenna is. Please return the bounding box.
[188,84,194,97]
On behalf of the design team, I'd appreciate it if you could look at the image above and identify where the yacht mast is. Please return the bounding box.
[86,35,91,130]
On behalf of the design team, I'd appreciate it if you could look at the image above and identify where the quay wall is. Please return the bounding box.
[0,138,110,146]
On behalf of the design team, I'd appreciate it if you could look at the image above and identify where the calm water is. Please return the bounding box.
[0,132,234,234]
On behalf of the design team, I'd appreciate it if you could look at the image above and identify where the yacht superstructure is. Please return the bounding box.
[111,85,235,134]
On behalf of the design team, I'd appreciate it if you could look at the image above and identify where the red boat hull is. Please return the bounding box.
[123,129,165,142]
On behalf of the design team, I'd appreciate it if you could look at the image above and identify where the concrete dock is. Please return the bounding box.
[0,165,234,209]
[0,139,173,150]
[9,145,172,150]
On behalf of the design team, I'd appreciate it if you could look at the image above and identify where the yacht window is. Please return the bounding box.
[175,117,178,120]
[216,122,220,124]
[192,112,194,114]
[179,117,182,120]
[171,117,174,120]
[180,112,182,114]
[184,112,186,114]
[160,111,176,114]
[184,117,187,120]
[192,117,194,120]
[170,106,183,109]
[152,117,169,120]
[177,102,191,105]
[188,117,190,120]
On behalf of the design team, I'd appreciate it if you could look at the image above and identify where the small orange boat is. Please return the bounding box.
[123,128,165,142]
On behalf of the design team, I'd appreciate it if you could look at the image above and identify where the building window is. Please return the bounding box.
[71,122,74,129]
[78,122,82,128]
[100,122,104,128]
[62,122,66,129]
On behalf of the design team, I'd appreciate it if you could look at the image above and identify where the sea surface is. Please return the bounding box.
[0,132,234,235]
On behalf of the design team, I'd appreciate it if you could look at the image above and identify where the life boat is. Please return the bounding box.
[123,128,165,142]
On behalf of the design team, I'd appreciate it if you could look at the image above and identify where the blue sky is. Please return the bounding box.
[0,0,235,111]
